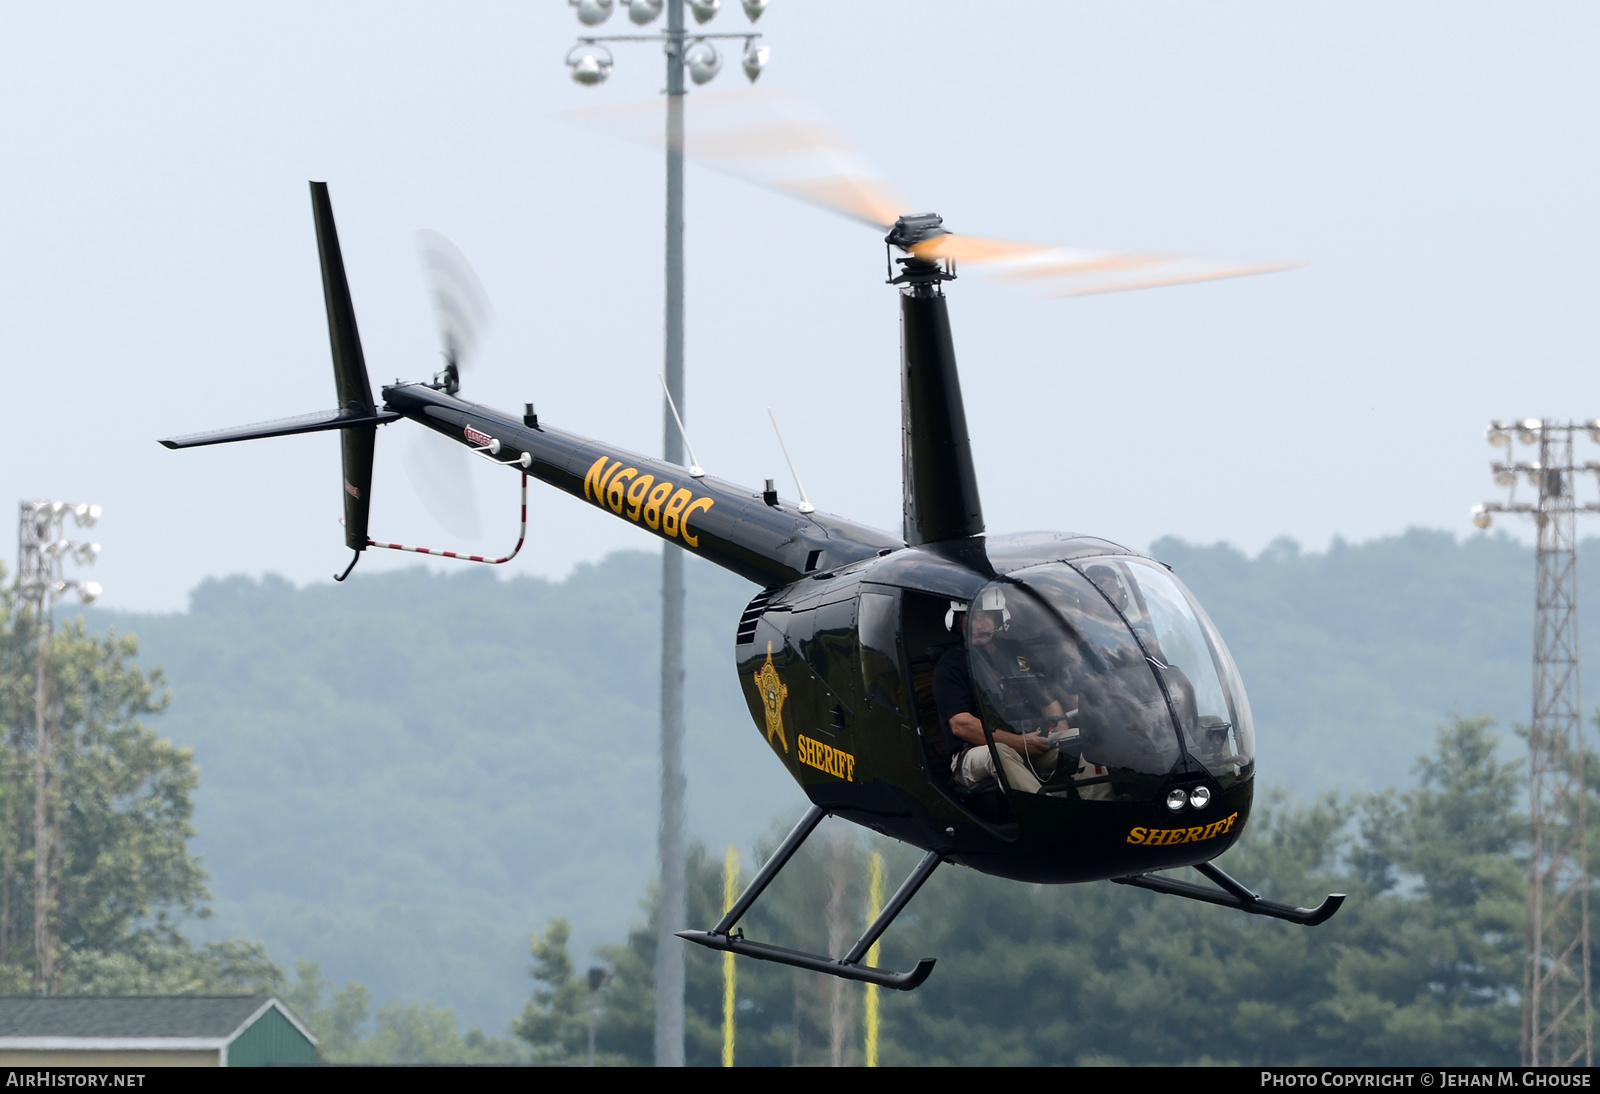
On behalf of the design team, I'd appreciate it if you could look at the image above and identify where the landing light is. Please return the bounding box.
[1165,788,1187,812]
[1189,786,1212,810]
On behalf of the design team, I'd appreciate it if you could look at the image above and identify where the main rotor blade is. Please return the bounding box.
[910,233,1299,296]
[564,89,1296,298]
[563,89,906,229]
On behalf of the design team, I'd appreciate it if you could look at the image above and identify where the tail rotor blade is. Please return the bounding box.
[402,430,484,541]
[416,229,492,379]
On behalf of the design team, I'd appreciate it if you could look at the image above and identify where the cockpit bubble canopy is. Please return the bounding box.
[965,559,1255,801]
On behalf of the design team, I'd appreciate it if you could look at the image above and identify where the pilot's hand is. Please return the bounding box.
[1019,732,1052,756]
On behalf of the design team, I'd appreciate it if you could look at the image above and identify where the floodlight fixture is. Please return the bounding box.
[1472,504,1492,530]
[1494,466,1516,487]
[626,0,664,24]
[686,39,722,84]
[689,0,720,23]
[1519,419,1543,445]
[1588,419,1600,445]
[567,44,614,85]
[73,543,100,566]
[573,0,615,25]
[1487,424,1511,447]
[742,40,769,82]
[741,0,767,20]
[77,581,101,605]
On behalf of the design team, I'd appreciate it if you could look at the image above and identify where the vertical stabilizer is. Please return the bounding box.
[309,181,377,552]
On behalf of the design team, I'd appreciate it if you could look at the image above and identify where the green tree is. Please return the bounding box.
[289,959,524,1064]
[0,574,270,994]
[513,917,602,1063]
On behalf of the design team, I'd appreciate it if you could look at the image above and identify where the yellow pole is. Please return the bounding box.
[722,844,739,1068]
[864,851,884,1067]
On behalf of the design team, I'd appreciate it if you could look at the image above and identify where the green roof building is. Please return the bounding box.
[0,995,316,1067]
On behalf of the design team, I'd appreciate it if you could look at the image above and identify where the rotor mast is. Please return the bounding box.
[887,214,985,550]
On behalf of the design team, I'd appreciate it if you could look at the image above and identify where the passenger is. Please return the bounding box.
[933,590,1058,795]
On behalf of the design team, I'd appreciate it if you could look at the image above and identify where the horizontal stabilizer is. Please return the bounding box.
[158,408,400,450]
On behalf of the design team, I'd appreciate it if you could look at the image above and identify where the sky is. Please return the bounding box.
[3,2,1599,611]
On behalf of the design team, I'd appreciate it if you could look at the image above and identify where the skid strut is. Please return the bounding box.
[677,804,942,990]
[1113,860,1345,926]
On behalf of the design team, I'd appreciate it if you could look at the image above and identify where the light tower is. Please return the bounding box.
[14,501,101,992]
[563,0,769,1067]
[1475,419,1598,1066]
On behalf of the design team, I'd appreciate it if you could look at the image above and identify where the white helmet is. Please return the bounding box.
[944,600,968,630]
[975,585,1011,627]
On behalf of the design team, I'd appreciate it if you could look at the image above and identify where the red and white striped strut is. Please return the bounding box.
[367,473,528,565]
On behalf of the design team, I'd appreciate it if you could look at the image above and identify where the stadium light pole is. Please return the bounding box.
[1475,418,1600,1067]
[564,0,770,1067]
[14,501,101,993]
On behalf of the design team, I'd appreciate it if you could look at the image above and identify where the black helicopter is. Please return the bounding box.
[162,183,1343,992]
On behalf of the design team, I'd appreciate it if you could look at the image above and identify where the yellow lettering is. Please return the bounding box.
[797,735,855,782]
[1127,812,1242,848]
[680,496,714,547]
[625,474,655,521]
[607,468,637,514]
[643,480,673,530]
[661,487,692,538]
[583,455,609,503]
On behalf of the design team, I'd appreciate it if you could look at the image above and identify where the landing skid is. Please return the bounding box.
[1113,860,1345,926]
[677,804,942,991]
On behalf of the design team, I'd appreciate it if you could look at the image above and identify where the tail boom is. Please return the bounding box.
[383,382,900,588]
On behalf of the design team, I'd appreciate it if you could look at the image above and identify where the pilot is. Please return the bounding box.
[933,589,1058,795]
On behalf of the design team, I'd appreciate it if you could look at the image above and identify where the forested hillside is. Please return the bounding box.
[83,529,1576,1034]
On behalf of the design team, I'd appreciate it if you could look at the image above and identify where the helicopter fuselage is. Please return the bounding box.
[381,382,1255,887]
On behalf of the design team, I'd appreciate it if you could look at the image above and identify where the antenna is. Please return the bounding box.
[659,374,705,478]
[767,408,814,514]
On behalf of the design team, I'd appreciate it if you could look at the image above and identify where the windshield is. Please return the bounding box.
[965,566,1180,802]
[964,561,1255,801]
[1078,559,1255,782]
